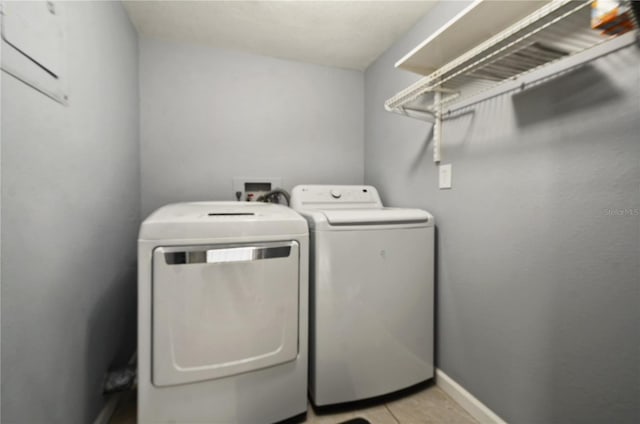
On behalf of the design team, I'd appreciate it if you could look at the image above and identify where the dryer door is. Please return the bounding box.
[152,241,299,387]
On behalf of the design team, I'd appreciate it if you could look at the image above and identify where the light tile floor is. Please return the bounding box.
[110,384,478,424]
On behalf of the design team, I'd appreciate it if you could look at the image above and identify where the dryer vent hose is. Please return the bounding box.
[257,188,290,206]
[103,364,137,394]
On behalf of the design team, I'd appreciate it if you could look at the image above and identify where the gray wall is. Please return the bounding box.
[365,2,640,424]
[1,2,139,423]
[139,37,364,217]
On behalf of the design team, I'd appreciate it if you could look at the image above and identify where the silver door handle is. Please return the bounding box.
[164,244,293,265]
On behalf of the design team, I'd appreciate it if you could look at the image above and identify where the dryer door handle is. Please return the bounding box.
[162,243,294,265]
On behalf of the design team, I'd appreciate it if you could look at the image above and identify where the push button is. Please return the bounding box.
[330,190,342,199]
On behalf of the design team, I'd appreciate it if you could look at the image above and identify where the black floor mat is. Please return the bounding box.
[339,419,370,424]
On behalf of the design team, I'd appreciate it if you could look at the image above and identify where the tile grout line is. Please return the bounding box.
[384,403,402,424]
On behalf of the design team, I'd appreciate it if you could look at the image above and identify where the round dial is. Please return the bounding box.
[330,189,342,199]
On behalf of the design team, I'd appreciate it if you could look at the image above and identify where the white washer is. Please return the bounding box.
[291,185,435,406]
[138,202,309,423]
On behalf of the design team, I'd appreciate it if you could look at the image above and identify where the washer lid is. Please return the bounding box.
[322,208,432,226]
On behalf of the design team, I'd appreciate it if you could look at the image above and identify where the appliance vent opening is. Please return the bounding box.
[208,213,255,216]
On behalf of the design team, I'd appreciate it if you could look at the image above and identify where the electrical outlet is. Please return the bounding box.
[439,164,452,189]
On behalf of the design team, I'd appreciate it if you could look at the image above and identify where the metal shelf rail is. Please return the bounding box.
[384,0,638,162]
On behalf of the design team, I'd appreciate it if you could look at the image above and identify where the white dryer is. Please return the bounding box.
[138,202,308,423]
[291,185,434,407]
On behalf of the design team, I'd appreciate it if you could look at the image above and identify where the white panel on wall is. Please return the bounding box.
[1,0,67,104]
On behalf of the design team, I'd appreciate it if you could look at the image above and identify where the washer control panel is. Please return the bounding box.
[290,185,383,209]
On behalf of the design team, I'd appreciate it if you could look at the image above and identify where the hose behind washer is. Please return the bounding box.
[256,188,291,206]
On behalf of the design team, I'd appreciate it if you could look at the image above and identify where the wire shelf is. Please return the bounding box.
[384,0,631,115]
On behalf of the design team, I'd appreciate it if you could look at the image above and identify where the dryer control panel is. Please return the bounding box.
[290,185,383,210]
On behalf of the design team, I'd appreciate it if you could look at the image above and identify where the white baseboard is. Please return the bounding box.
[436,368,507,424]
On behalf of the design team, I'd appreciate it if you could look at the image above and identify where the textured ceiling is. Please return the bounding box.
[123,1,437,71]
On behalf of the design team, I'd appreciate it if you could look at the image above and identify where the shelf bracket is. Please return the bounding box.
[433,90,442,163]
[396,86,458,162]
[432,88,460,162]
